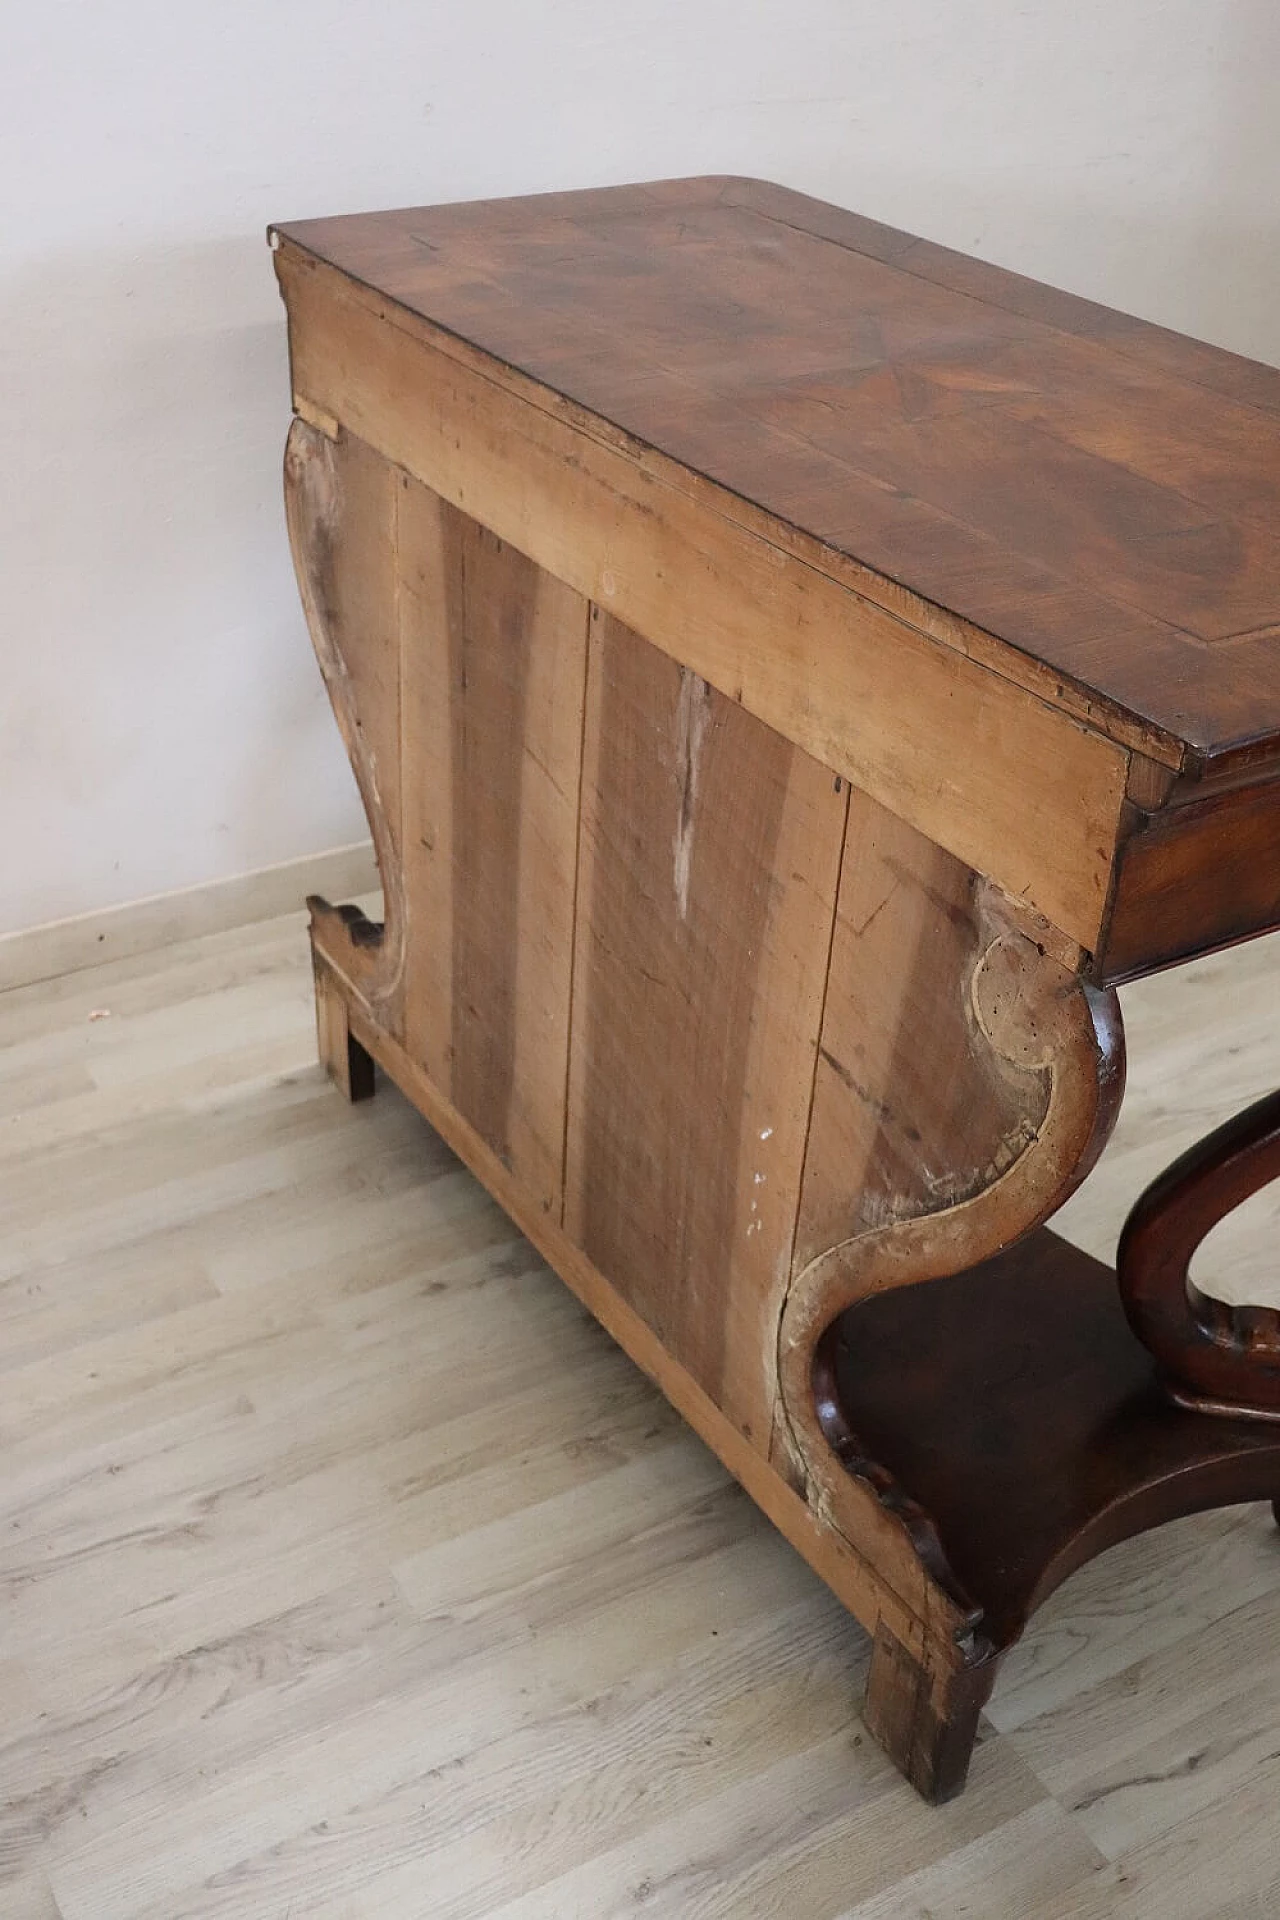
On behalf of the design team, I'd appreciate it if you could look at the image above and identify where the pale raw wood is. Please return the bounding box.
[564,610,847,1446]
[398,475,590,1217]
[284,417,406,1024]
[283,417,1130,1789]
[277,251,1128,952]
[783,793,1118,1369]
[774,801,1122,1601]
[793,788,1056,1272]
[314,954,374,1102]
[394,474,453,1115]
[3,911,1280,1911]
[282,417,1026,1691]
[335,962,947,1659]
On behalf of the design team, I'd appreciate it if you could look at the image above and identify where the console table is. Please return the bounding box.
[270,178,1280,1801]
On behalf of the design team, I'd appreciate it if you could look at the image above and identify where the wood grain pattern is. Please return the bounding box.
[270,184,1280,1816]
[863,1619,998,1806]
[757,796,1124,1793]
[1116,1085,1280,1417]
[6,905,1280,1909]
[272,176,1280,775]
[779,808,1124,1429]
[336,964,953,1668]
[283,417,406,1026]
[1099,772,1280,982]
[313,952,376,1104]
[793,789,1057,1274]
[563,611,847,1446]
[831,1228,1280,1652]
[397,475,589,1215]
[276,247,1128,952]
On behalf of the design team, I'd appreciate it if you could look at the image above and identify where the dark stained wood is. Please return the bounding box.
[824,1227,1280,1657]
[1117,1086,1280,1417]
[273,176,1280,777]
[717,177,1280,420]
[862,1623,998,1806]
[1099,773,1280,982]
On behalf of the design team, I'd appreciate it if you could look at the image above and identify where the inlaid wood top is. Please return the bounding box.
[273,176,1280,778]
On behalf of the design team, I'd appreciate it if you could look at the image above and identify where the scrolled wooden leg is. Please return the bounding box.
[1117,1088,1280,1420]
[314,961,375,1103]
[284,420,407,1027]
[862,1622,999,1804]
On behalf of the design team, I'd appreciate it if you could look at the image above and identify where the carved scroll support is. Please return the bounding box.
[1118,1088,1280,1421]
[775,835,1280,1798]
[776,884,1126,1519]
[769,846,1128,1799]
[283,416,407,1031]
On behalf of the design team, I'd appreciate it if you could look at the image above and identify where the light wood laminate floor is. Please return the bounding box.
[2,906,1280,1919]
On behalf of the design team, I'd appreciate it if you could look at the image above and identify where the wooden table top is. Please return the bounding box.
[274,176,1280,780]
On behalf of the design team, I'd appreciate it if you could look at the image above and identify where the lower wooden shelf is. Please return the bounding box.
[823,1228,1280,1654]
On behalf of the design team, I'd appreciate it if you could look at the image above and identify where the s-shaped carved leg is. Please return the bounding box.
[782,878,1280,1803]
[1118,1087,1280,1420]
[769,811,1126,1799]
[284,415,408,1039]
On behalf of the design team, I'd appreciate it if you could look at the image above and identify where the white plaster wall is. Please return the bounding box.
[3,0,1277,933]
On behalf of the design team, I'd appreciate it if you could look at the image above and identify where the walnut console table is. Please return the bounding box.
[271,178,1280,1802]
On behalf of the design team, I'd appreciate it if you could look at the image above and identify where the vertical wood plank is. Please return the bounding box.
[564,610,847,1446]
[795,788,1053,1271]
[397,482,589,1216]
[393,481,453,1088]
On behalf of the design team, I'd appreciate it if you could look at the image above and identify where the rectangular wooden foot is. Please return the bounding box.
[314,964,376,1102]
[862,1623,998,1804]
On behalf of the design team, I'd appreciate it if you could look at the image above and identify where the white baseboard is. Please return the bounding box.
[0,842,380,994]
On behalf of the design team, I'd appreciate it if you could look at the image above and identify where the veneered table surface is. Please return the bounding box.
[275,176,1280,776]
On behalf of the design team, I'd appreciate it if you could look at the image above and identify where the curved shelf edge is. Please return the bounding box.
[823,1226,1280,1653]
